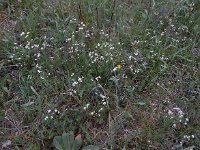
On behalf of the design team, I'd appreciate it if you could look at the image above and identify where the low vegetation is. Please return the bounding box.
[0,0,199,149]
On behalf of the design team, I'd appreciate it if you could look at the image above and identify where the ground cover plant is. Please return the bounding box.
[0,0,200,149]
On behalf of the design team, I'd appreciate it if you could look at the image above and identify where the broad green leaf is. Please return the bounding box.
[53,136,64,150]
[53,131,83,150]
[82,145,100,150]
[62,131,74,150]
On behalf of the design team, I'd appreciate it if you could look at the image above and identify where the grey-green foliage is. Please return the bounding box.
[82,145,100,150]
[53,131,82,150]
[53,131,100,150]
[183,146,196,150]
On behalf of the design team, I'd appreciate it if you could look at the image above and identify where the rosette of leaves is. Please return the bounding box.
[53,131,100,150]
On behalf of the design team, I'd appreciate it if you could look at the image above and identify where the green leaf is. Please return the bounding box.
[53,131,83,150]
[62,131,74,150]
[74,137,82,150]
[53,136,64,150]
[109,76,119,86]
[2,87,9,94]
[82,145,100,150]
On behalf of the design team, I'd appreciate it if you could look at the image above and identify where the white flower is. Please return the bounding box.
[100,94,106,99]
[44,116,49,120]
[71,73,75,76]
[78,77,83,83]
[128,56,133,60]
[37,53,41,58]
[25,35,29,38]
[83,103,90,110]
[79,27,84,30]
[37,70,42,73]
[172,123,176,128]
[113,67,117,72]
[98,108,103,112]
[20,32,25,36]
[103,102,107,105]
[95,76,101,81]
[72,81,78,87]
[168,110,173,115]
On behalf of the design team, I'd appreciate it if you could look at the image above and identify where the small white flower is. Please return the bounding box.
[72,81,78,87]
[172,123,176,128]
[20,32,25,36]
[37,53,41,58]
[128,56,133,60]
[71,73,75,76]
[100,94,106,99]
[37,70,42,73]
[168,110,173,115]
[113,67,117,72]
[103,102,107,105]
[78,77,83,83]
[98,108,103,112]
[79,27,84,30]
[95,76,101,81]
[179,141,183,146]
[25,35,29,38]
[187,136,190,140]
[83,103,90,110]
[44,116,49,120]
